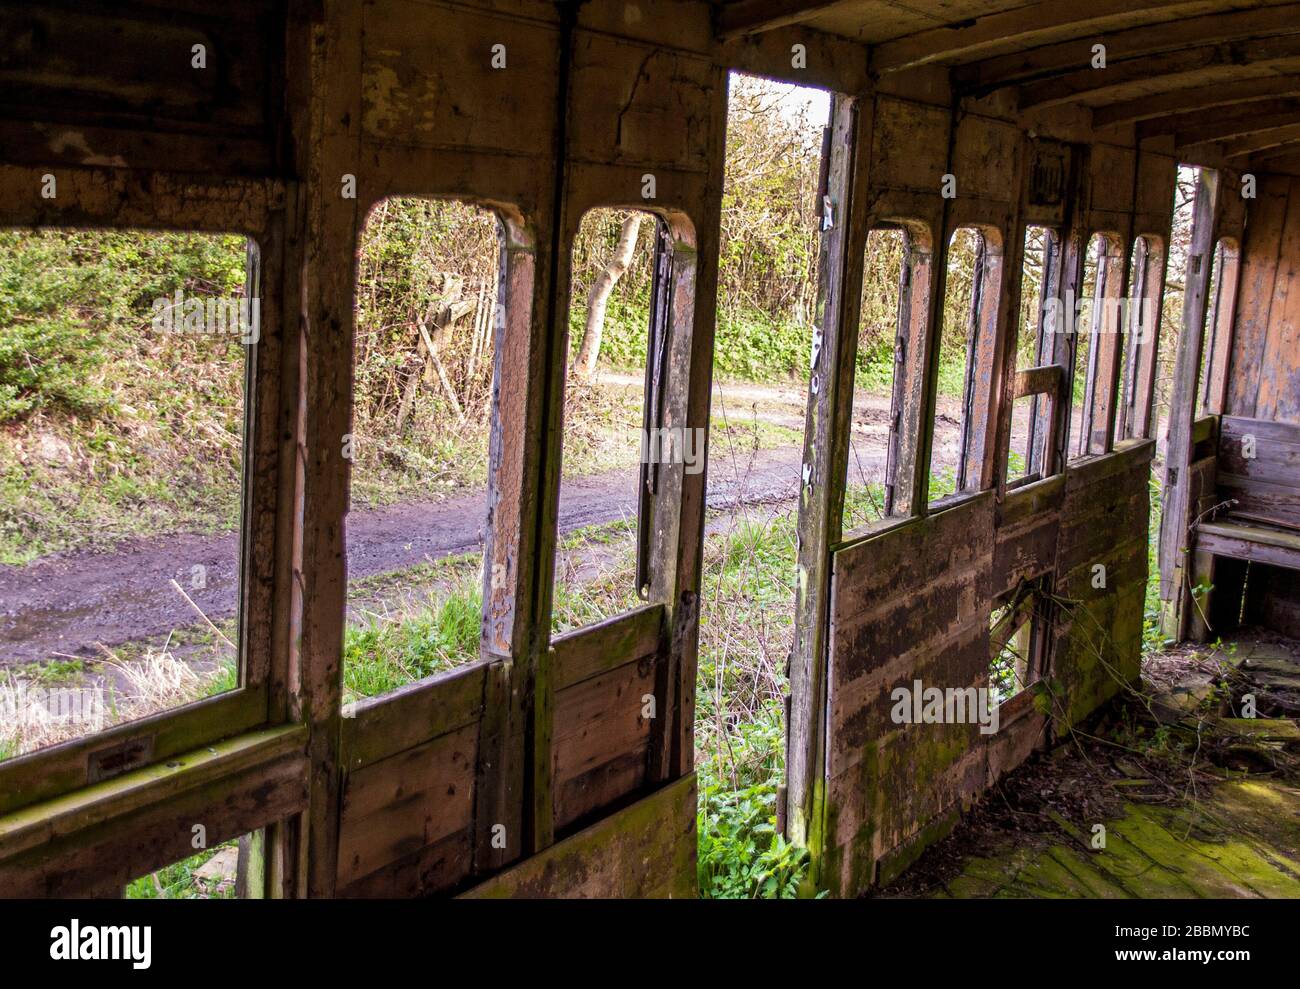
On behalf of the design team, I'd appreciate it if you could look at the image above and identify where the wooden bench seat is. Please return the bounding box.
[1182,416,1300,641]
[1217,416,1300,529]
[1206,416,1300,569]
[1195,519,1300,571]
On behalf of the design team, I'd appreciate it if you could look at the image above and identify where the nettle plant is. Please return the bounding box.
[697,778,810,899]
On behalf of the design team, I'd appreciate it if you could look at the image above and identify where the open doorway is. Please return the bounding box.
[696,71,831,899]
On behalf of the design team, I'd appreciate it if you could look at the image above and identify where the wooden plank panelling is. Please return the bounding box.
[817,444,1153,897]
[552,605,664,689]
[461,774,696,899]
[1227,175,1300,423]
[553,654,658,830]
[0,727,308,897]
[340,662,487,771]
[336,722,477,888]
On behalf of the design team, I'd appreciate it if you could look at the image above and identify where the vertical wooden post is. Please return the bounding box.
[1089,235,1132,454]
[1047,154,1087,475]
[977,143,1027,495]
[281,0,364,898]
[645,226,711,783]
[786,94,868,885]
[475,227,553,868]
[1159,168,1220,638]
[472,4,573,864]
[645,64,727,787]
[961,227,1008,491]
[886,223,937,516]
[1201,240,1241,414]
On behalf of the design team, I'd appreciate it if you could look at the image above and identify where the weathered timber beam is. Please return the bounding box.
[1138,98,1300,139]
[958,5,1300,92]
[1158,169,1218,624]
[1180,126,1300,162]
[1017,38,1300,110]
[1247,146,1300,167]
[1094,74,1300,127]
[872,0,1212,73]
[1015,363,1065,400]
[0,725,308,899]
[1175,111,1300,149]
[1221,122,1300,156]
[716,0,850,39]
[787,94,867,887]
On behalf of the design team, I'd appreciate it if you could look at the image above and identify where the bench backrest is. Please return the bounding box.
[1217,416,1300,530]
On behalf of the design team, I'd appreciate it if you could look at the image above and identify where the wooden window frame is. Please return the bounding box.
[0,173,285,818]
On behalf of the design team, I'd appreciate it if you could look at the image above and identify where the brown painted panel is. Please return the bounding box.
[462,774,696,898]
[953,115,1019,203]
[361,0,561,155]
[868,96,948,195]
[336,723,477,887]
[552,654,657,830]
[567,34,713,172]
[1088,144,1138,215]
[0,3,281,174]
[1256,177,1300,423]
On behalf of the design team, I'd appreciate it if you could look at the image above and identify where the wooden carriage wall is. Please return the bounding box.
[2,0,1300,898]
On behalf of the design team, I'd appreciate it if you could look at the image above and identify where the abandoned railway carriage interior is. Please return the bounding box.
[4,0,1300,910]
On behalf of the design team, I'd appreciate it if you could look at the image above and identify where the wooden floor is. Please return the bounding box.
[877,633,1300,898]
[930,776,1300,898]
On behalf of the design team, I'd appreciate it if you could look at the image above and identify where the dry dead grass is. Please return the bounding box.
[0,646,227,760]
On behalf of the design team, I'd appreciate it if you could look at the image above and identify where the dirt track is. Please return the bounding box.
[0,441,832,665]
[0,381,966,666]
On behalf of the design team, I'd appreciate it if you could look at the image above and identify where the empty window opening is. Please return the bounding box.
[843,227,905,532]
[1005,395,1039,487]
[1117,235,1165,441]
[0,228,255,763]
[1151,165,1201,437]
[551,206,665,634]
[343,197,503,702]
[928,226,1000,505]
[989,579,1050,705]
[1199,238,1240,416]
[1072,231,1125,459]
[1069,234,1099,457]
[125,830,258,899]
[1006,224,1060,484]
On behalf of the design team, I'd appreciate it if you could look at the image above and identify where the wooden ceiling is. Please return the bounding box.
[715,0,1300,165]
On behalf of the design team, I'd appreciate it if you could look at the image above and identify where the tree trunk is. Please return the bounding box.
[576,213,643,378]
